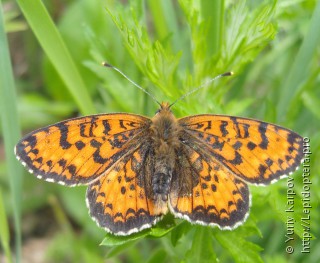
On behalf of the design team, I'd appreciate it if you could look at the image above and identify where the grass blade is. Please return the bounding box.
[148,0,180,51]
[17,0,96,115]
[0,3,23,262]
[0,190,12,263]
[201,0,224,56]
[277,1,320,120]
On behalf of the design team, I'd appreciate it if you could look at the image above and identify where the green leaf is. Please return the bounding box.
[214,229,263,263]
[185,227,217,263]
[223,1,276,72]
[149,215,176,237]
[101,229,150,247]
[147,0,179,47]
[105,5,182,102]
[101,215,175,247]
[171,221,192,247]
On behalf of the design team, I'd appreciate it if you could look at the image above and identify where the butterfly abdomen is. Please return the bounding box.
[150,104,181,202]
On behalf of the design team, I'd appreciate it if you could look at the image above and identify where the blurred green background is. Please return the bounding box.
[0,0,319,262]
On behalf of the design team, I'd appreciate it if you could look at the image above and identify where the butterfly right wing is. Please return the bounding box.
[15,113,151,186]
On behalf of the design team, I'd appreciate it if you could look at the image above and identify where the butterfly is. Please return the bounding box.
[15,101,303,235]
[15,67,304,235]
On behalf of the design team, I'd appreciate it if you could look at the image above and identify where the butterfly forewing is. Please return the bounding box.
[15,114,151,186]
[178,115,304,185]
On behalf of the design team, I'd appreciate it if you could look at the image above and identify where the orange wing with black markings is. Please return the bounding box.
[15,113,151,186]
[169,141,250,229]
[178,115,303,185]
[86,144,167,235]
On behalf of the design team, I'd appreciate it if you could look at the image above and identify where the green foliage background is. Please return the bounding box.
[1,0,319,262]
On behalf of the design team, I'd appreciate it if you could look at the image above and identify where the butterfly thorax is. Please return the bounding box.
[150,102,181,202]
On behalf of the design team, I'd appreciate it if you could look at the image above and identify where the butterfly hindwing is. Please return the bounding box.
[15,114,151,186]
[86,144,166,235]
[178,115,303,185]
[169,142,250,229]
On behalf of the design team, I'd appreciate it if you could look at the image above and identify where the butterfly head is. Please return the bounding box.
[152,102,180,143]
[155,102,172,115]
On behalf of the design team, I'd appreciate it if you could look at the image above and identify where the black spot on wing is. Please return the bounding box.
[75,141,85,150]
[231,117,249,138]
[89,117,98,136]
[34,157,43,164]
[258,164,267,177]
[102,120,111,135]
[108,134,129,149]
[22,135,37,150]
[203,121,212,131]
[258,123,269,149]
[229,152,243,165]
[220,121,229,137]
[57,124,72,149]
[67,165,77,177]
[232,141,242,150]
[31,149,39,155]
[90,139,102,148]
[265,158,273,167]
[247,141,257,150]
[119,120,126,129]
[287,132,297,145]
[58,158,67,168]
[211,136,225,151]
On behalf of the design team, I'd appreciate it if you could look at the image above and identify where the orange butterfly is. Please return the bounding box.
[15,69,303,236]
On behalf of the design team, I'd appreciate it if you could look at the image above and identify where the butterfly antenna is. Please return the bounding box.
[102,62,161,106]
[169,71,234,108]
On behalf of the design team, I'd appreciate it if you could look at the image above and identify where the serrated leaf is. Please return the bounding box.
[149,214,176,237]
[105,5,182,101]
[105,242,135,258]
[101,229,150,247]
[185,227,217,263]
[214,230,263,263]
[171,221,192,247]
[101,216,175,247]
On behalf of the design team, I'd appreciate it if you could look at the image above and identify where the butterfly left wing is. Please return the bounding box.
[15,114,151,186]
[86,144,167,235]
[169,143,250,229]
[178,115,303,185]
